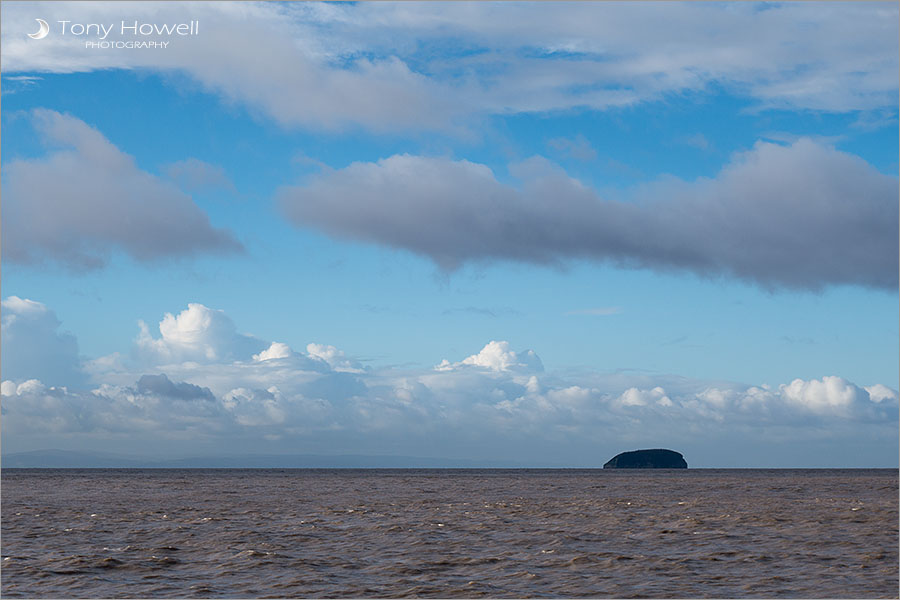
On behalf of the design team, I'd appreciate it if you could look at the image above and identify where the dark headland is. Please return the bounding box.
[603,448,687,469]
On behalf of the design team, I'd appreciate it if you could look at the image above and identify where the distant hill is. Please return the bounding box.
[3,449,150,468]
[2,449,549,469]
[603,448,688,469]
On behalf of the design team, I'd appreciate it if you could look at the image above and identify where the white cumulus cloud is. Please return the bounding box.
[865,384,899,404]
[437,340,544,373]
[618,386,671,407]
[779,376,867,416]
[306,343,364,373]
[253,342,294,362]
[136,303,267,365]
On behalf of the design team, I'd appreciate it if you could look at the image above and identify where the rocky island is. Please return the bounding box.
[603,448,687,469]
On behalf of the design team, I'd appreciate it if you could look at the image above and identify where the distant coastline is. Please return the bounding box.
[3,449,896,470]
[2,449,553,469]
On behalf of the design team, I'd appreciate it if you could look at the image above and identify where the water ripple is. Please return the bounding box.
[2,469,896,598]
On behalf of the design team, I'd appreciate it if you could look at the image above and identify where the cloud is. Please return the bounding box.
[1,74,42,94]
[0,3,453,133]
[278,140,898,290]
[865,384,899,404]
[164,158,236,194]
[2,110,242,270]
[462,340,544,373]
[547,135,597,161]
[780,376,867,417]
[1,300,896,465]
[617,386,672,408]
[433,341,543,373]
[77,303,341,395]
[1,375,224,435]
[302,371,367,403]
[3,363,895,464]
[682,133,711,151]
[442,306,520,318]
[0,296,85,387]
[136,303,267,365]
[136,373,216,402]
[1,3,895,132]
[253,342,293,362]
[306,343,365,373]
[223,387,291,427]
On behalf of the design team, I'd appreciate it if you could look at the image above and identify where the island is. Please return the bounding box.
[603,448,687,469]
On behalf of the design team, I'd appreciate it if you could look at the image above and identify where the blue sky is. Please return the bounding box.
[1,1,898,467]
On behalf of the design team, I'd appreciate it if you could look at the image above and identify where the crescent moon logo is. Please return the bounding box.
[28,18,49,40]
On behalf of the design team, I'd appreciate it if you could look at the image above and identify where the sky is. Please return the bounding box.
[1,1,898,467]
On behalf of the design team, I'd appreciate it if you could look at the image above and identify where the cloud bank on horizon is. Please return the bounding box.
[2,297,897,467]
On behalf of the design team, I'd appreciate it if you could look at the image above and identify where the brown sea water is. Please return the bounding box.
[1,469,897,598]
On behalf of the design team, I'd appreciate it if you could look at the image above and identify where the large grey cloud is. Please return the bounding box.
[279,140,899,290]
[164,158,236,194]
[1,2,896,131]
[0,2,452,133]
[2,109,242,270]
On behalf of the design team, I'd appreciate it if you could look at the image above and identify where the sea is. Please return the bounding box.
[2,469,897,598]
